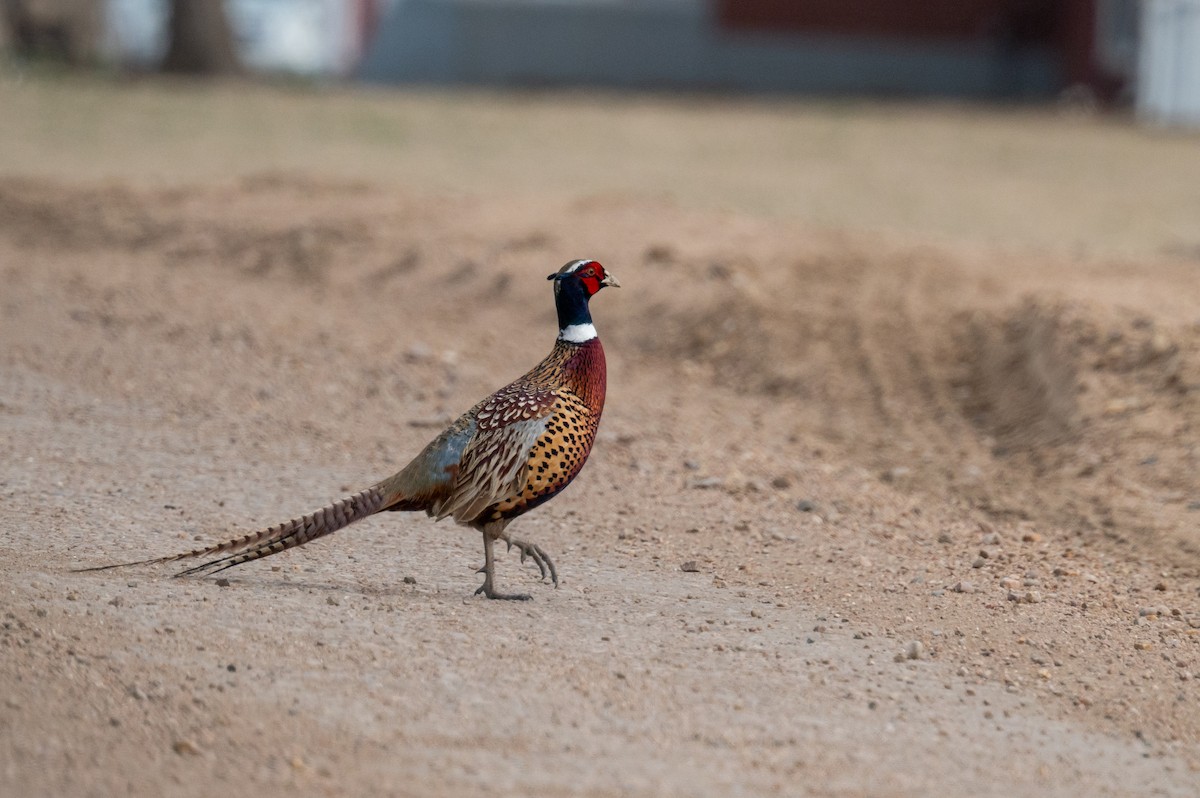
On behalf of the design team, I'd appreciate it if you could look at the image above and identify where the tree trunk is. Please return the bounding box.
[162,0,241,75]
[2,0,100,65]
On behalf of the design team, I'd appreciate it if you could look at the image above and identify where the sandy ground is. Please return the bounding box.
[2,75,1200,796]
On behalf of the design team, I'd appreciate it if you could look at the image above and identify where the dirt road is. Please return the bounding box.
[2,78,1199,797]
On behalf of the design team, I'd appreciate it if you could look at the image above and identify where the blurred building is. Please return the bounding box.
[358,0,1139,100]
[1138,0,1200,124]
[44,0,1200,124]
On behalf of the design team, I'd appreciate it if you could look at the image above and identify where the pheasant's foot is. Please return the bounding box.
[475,529,534,600]
[504,537,558,587]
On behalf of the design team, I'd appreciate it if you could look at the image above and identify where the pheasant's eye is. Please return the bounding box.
[584,268,595,277]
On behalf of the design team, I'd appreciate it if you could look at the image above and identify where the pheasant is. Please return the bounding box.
[78,259,619,600]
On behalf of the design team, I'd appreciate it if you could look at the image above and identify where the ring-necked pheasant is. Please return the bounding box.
[78,259,619,600]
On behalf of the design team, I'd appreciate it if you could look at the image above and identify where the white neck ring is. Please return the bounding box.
[558,323,597,343]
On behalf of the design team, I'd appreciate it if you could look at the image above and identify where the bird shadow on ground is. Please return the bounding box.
[156,570,546,602]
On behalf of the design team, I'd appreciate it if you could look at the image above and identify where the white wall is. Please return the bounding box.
[1138,0,1200,125]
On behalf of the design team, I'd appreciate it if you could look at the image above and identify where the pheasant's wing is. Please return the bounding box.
[439,384,558,523]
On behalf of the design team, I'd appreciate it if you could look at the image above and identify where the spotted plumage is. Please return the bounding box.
[77,259,619,600]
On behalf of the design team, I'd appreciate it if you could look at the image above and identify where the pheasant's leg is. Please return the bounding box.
[502,535,558,587]
[474,531,532,601]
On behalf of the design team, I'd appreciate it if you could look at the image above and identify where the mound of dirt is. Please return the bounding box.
[620,234,1200,567]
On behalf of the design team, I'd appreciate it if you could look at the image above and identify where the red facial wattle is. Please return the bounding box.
[575,260,607,295]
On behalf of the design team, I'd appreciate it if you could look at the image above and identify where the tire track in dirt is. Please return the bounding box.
[638,226,1197,568]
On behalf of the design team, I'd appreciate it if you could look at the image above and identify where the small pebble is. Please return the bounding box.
[172,739,201,756]
[796,499,817,513]
[403,576,417,585]
[405,341,432,362]
[952,581,976,594]
[215,578,231,587]
[1149,331,1173,356]
[680,561,700,573]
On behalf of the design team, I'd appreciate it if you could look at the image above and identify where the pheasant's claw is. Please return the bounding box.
[505,538,558,586]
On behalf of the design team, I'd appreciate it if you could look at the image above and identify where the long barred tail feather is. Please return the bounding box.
[172,486,387,577]
[74,485,388,576]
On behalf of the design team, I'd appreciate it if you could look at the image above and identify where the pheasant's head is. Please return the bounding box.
[547,259,620,296]
[548,259,619,342]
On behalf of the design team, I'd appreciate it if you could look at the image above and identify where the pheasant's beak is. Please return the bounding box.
[601,272,621,289]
